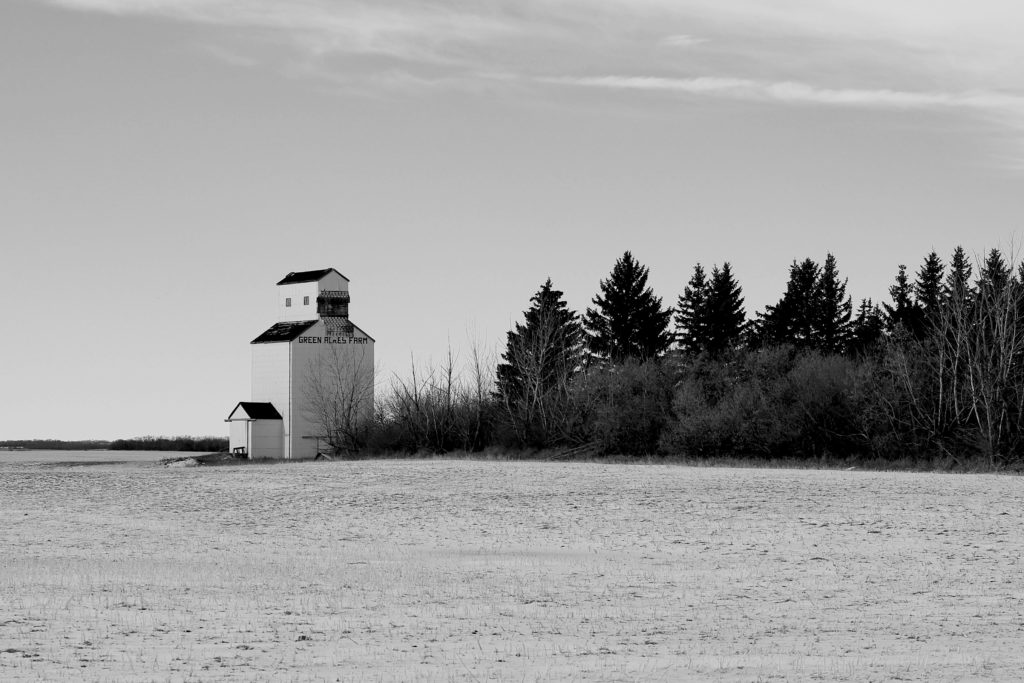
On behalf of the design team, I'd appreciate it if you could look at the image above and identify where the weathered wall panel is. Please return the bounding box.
[250,420,283,459]
[251,343,290,458]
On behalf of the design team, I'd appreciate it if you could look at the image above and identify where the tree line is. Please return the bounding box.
[319,247,1024,469]
[109,436,229,451]
[0,439,112,451]
[0,436,228,451]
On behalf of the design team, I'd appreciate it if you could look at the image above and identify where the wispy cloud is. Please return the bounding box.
[546,75,1024,114]
[37,0,1024,133]
[659,34,708,48]
[44,0,528,66]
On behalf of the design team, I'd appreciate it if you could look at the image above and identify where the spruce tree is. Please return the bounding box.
[746,309,772,349]
[705,263,746,355]
[584,251,673,362]
[756,258,820,349]
[497,278,584,445]
[915,251,945,322]
[813,253,853,354]
[883,264,921,335]
[978,248,1010,293]
[849,298,884,355]
[945,246,973,300]
[674,264,709,355]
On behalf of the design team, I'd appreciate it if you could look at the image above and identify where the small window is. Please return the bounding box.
[303,296,310,305]
[285,298,292,307]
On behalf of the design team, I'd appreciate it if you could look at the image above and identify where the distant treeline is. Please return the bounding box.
[109,436,228,452]
[309,247,1024,471]
[0,439,111,450]
[1,437,228,452]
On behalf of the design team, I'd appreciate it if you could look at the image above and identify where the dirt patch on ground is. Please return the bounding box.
[159,452,242,467]
[1,460,1022,681]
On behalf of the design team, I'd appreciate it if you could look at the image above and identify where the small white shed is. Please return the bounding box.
[226,402,284,459]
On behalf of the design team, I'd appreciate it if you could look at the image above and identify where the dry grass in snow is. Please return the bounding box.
[1,459,1023,681]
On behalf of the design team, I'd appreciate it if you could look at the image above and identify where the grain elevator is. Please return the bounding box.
[226,268,374,459]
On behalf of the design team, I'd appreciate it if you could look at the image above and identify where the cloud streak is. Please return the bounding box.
[546,75,1024,114]
[37,0,1024,136]
[43,0,528,66]
[659,34,708,48]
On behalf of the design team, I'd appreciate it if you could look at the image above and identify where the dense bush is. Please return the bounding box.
[661,348,787,457]
[659,348,874,459]
[574,359,675,456]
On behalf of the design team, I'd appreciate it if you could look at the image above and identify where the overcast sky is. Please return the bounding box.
[3,0,1024,440]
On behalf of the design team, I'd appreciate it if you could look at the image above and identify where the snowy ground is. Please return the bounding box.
[1,459,1022,681]
[0,450,179,466]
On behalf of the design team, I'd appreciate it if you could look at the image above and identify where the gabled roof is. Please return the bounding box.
[276,268,349,285]
[251,320,318,344]
[227,402,283,420]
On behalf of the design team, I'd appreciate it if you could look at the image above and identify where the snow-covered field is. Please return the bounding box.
[2,459,1022,681]
[0,450,179,465]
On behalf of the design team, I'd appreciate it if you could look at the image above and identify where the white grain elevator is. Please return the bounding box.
[226,268,375,459]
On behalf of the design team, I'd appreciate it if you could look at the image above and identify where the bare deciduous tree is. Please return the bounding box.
[958,272,1024,465]
[303,345,376,456]
[381,339,497,453]
[882,249,1024,467]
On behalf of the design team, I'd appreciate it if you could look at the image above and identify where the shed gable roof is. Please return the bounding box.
[227,402,283,420]
[251,320,318,344]
[276,268,349,285]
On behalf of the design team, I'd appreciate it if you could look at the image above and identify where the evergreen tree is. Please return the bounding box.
[746,310,772,349]
[496,278,584,446]
[849,298,884,354]
[978,248,1010,293]
[584,251,673,362]
[705,263,746,355]
[945,246,973,300]
[813,253,853,354]
[914,251,945,322]
[497,278,583,399]
[754,258,820,349]
[674,263,710,355]
[1016,261,1024,319]
[883,264,921,335]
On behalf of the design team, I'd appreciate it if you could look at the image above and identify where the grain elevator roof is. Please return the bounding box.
[276,268,349,285]
[251,320,318,344]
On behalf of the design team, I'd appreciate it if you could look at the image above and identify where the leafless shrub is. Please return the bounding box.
[303,346,376,455]
[378,341,499,454]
